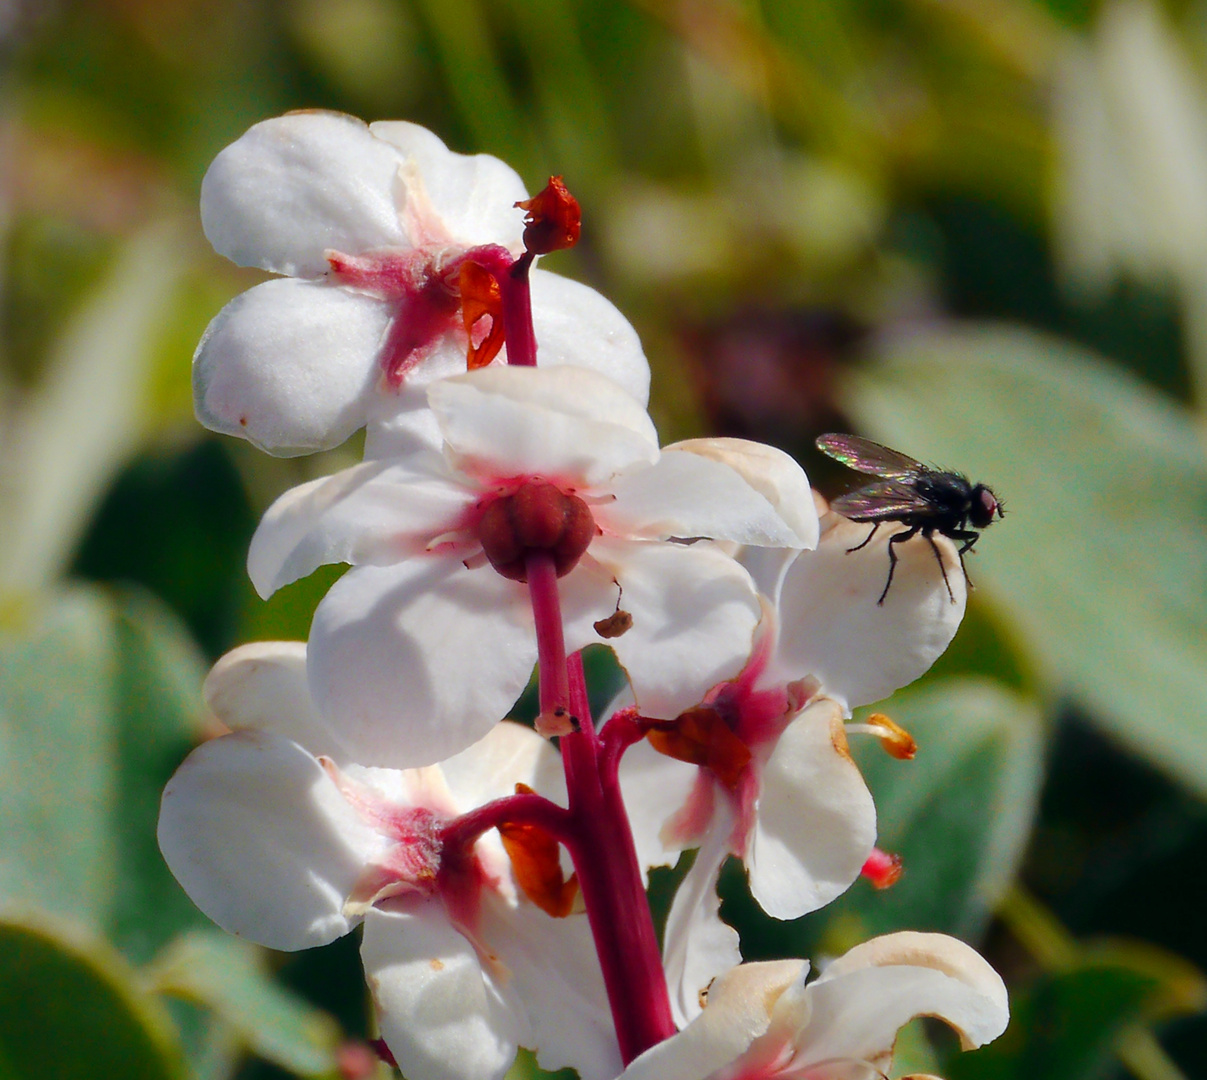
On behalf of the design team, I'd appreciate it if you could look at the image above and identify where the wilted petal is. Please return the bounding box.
[246,455,474,598]
[666,439,819,550]
[563,539,760,720]
[747,698,876,919]
[157,732,383,950]
[793,932,1009,1066]
[369,121,528,249]
[774,516,966,710]
[363,903,525,1080]
[600,451,807,548]
[621,961,806,1080]
[202,641,353,760]
[529,269,651,405]
[308,560,536,768]
[194,277,389,455]
[662,813,741,1029]
[429,366,659,488]
[201,112,407,277]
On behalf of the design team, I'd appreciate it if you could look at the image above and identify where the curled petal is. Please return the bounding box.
[529,269,651,405]
[363,904,525,1080]
[748,698,876,920]
[666,439,819,550]
[201,112,408,277]
[621,961,806,1080]
[793,932,1009,1065]
[563,539,760,720]
[307,560,537,768]
[369,121,528,249]
[600,451,808,548]
[246,455,474,598]
[774,516,966,710]
[157,732,384,950]
[429,366,659,488]
[662,809,742,1029]
[194,277,389,455]
[203,641,352,760]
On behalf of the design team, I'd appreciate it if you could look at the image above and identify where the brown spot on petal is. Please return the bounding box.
[429,958,444,971]
[830,714,854,763]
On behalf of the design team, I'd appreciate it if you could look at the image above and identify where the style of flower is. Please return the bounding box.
[614,505,968,1024]
[158,641,620,1080]
[194,112,650,456]
[246,364,818,769]
[620,932,1008,1080]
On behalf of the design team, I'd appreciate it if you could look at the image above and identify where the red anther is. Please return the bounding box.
[458,261,505,369]
[369,1039,397,1068]
[477,481,596,582]
[861,847,903,890]
[516,176,581,254]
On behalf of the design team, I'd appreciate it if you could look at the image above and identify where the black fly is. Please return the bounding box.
[815,433,1004,605]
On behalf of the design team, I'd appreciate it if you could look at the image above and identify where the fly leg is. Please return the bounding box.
[947,528,981,596]
[924,533,955,603]
[878,525,920,605]
[847,522,881,554]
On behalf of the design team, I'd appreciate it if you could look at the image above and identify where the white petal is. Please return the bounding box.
[662,813,742,1029]
[193,278,388,455]
[363,340,473,459]
[369,121,529,249]
[307,560,536,768]
[599,451,807,547]
[440,720,567,809]
[614,736,700,876]
[157,732,382,950]
[202,641,356,760]
[562,539,760,719]
[246,454,473,598]
[529,269,651,405]
[796,932,1008,1064]
[201,112,407,277]
[483,902,621,1080]
[363,904,524,1080]
[429,366,659,488]
[747,698,876,919]
[621,961,805,1080]
[773,515,966,710]
[666,439,819,549]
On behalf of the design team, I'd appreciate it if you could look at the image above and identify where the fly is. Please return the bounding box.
[814,433,1004,605]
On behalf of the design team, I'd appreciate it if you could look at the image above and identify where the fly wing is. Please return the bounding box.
[815,433,927,480]
[829,481,932,520]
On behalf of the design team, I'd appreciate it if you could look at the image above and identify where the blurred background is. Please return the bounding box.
[1,0,1205,1077]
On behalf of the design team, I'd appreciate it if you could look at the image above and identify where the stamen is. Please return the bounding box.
[847,712,917,760]
[861,847,904,890]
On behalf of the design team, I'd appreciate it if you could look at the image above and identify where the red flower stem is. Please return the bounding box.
[524,562,676,1061]
[526,552,571,720]
[442,790,573,850]
[502,251,537,367]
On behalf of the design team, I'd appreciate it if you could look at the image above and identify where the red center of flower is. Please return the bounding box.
[476,480,596,582]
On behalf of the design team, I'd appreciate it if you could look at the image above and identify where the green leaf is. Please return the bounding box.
[843,324,1207,795]
[148,930,340,1078]
[945,962,1173,1080]
[0,913,181,1080]
[0,585,208,961]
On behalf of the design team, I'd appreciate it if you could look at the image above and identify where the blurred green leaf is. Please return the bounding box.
[0,585,207,961]
[844,324,1207,795]
[846,677,1045,938]
[0,222,191,594]
[945,960,1180,1080]
[0,913,182,1080]
[149,930,340,1078]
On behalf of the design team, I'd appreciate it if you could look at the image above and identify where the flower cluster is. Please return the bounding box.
[160,112,1008,1080]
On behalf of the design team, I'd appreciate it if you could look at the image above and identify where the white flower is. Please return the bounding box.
[194,112,649,456]
[158,642,620,1080]
[247,364,816,768]
[621,933,1009,1080]
[618,511,968,1024]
